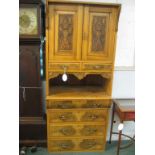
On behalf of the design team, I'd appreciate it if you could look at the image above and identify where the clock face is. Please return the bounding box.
[19,8,38,35]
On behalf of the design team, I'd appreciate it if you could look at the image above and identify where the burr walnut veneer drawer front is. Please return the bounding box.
[48,138,105,152]
[47,100,111,109]
[82,63,112,71]
[47,109,108,123]
[48,124,105,137]
[48,63,80,71]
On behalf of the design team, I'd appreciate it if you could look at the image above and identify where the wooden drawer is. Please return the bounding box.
[48,138,105,152]
[47,109,108,123]
[82,63,112,71]
[48,123,105,137]
[47,99,111,109]
[48,63,80,71]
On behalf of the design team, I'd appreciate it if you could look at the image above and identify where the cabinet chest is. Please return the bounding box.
[46,0,121,152]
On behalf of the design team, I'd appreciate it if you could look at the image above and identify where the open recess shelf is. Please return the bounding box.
[47,74,111,99]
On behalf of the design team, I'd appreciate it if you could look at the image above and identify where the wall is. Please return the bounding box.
[108,69,135,141]
[109,0,135,140]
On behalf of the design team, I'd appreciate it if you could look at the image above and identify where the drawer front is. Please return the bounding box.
[49,63,80,71]
[82,63,112,71]
[47,100,111,109]
[47,109,108,123]
[48,124,105,137]
[48,138,105,151]
[48,139,75,151]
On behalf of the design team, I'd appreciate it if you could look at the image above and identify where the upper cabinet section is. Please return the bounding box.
[48,4,83,61]
[82,6,116,61]
[47,2,120,62]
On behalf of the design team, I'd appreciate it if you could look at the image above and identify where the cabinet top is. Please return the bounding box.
[47,0,121,7]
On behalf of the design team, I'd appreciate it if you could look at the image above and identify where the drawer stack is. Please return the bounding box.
[47,100,110,152]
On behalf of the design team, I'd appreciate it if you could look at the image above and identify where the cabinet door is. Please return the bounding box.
[19,45,41,87]
[48,4,83,61]
[19,88,42,117]
[82,6,116,61]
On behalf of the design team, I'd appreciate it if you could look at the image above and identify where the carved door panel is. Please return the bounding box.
[82,6,116,61]
[48,4,83,61]
[19,45,41,87]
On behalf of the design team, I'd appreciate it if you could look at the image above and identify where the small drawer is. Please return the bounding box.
[82,63,112,71]
[48,111,78,123]
[47,100,83,109]
[48,138,105,151]
[48,63,80,71]
[47,100,111,109]
[48,124,105,137]
[47,109,108,123]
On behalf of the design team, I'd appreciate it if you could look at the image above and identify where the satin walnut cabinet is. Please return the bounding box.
[46,0,121,152]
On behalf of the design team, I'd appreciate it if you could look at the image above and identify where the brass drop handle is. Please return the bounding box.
[86,141,97,148]
[61,65,68,72]
[81,126,98,135]
[80,140,97,149]
[59,115,67,121]
[57,103,68,109]
[91,103,101,108]
[94,65,101,69]
[88,114,98,120]
[59,113,76,122]
[93,103,102,108]
[57,102,74,109]
[58,141,74,150]
[87,128,97,134]
[59,143,70,149]
[59,127,75,136]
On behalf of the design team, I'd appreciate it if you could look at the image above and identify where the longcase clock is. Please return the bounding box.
[19,0,46,147]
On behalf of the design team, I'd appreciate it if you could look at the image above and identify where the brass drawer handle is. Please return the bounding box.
[94,65,101,69]
[58,141,74,150]
[57,102,75,109]
[58,113,76,122]
[61,65,68,70]
[80,139,97,149]
[85,64,111,70]
[85,65,102,70]
[59,127,76,136]
[83,102,103,108]
[59,115,67,121]
[81,126,98,136]
[87,114,98,120]
[89,114,98,120]
[80,125,98,136]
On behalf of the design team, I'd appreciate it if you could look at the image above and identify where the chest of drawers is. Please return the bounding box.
[46,0,121,152]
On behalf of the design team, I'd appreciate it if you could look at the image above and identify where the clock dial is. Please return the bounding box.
[19,8,38,35]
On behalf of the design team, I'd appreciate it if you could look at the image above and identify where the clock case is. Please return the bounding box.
[19,0,46,147]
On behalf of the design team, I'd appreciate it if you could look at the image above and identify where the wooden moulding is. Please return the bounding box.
[47,0,121,7]
[48,72,112,80]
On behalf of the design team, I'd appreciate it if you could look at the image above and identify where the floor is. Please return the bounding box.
[25,141,135,155]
